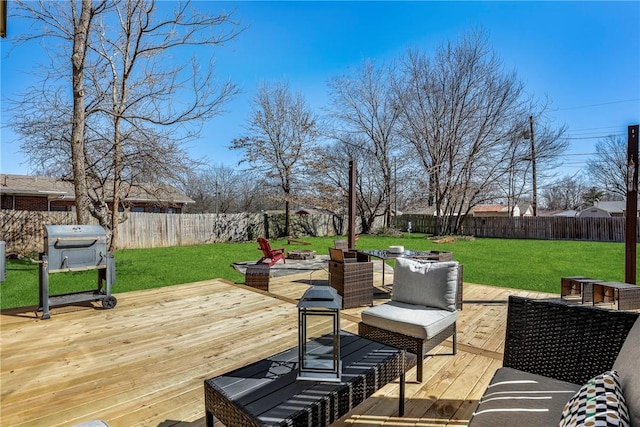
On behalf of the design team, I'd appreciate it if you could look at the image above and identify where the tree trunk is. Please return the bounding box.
[70,0,93,225]
[284,190,290,237]
[109,118,122,252]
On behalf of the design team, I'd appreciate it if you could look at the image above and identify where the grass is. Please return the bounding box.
[0,234,634,310]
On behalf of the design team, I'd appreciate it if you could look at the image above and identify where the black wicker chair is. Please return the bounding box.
[469,296,639,426]
[502,296,637,385]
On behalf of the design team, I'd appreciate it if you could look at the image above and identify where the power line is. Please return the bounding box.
[570,125,625,134]
[565,133,625,140]
[552,99,640,112]
[571,125,629,132]
[558,153,597,157]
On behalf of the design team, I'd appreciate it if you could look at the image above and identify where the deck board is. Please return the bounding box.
[1,269,555,427]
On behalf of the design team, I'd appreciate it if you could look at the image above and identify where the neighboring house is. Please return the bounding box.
[592,200,640,217]
[472,204,520,217]
[0,174,193,213]
[576,206,611,218]
[295,208,335,216]
[516,202,534,217]
[472,203,534,217]
[593,201,626,217]
[550,210,579,217]
[403,206,443,216]
[575,201,640,218]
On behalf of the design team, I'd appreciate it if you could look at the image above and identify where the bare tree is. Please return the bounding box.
[231,81,319,236]
[304,134,418,234]
[541,175,588,210]
[586,135,629,197]
[10,0,241,249]
[396,30,536,234]
[11,0,109,224]
[182,165,268,213]
[305,139,384,233]
[326,60,402,228]
[498,113,568,214]
[89,0,239,248]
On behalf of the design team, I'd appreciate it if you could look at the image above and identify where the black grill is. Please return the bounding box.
[39,225,116,319]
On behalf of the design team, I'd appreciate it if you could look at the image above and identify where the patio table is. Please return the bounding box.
[204,331,416,427]
[358,249,452,288]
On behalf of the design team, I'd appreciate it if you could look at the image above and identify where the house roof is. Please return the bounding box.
[593,200,640,214]
[403,205,440,215]
[551,210,578,217]
[0,174,72,197]
[473,204,510,213]
[577,206,611,218]
[516,202,532,212]
[295,208,326,215]
[0,174,194,205]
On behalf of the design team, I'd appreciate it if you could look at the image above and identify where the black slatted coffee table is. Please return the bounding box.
[204,331,416,427]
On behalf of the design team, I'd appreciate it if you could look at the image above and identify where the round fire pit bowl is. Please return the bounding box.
[287,250,317,260]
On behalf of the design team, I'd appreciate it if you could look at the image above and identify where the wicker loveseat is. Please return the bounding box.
[469,296,640,426]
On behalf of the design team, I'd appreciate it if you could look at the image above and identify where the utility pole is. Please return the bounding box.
[529,115,538,216]
[0,0,6,38]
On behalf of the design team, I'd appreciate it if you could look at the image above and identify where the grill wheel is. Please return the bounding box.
[102,296,117,309]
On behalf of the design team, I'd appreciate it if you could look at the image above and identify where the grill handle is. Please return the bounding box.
[53,237,105,249]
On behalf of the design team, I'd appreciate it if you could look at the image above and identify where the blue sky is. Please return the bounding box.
[1,1,639,182]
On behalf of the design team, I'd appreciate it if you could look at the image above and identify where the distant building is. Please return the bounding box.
[576,201,640,218]
[403,205,442,216]
[550,210,579,217]
[295,208,335,216]
[577,206,611,218]
[472,203,532,217]
[592,201,631,217]
[0,174,193,213]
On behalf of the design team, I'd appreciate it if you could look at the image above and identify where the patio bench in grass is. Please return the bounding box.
[469,296,639,427]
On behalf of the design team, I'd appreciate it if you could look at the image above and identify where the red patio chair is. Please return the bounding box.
[257,237,286,267]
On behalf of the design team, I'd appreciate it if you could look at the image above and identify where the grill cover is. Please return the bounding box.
[44,225,108,271]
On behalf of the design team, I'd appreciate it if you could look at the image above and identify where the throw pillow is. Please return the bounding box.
[559,370,630,427]
[391,258,458,311]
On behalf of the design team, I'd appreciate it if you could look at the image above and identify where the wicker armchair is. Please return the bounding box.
[469,296,639,426]
[358,258,462,382]
[501,296,637,385]
[329,248,373,308]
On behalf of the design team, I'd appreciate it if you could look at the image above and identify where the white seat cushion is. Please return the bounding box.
[392,258,458,312]
[361,301,458,339]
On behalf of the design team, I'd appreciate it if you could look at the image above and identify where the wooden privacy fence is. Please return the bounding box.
[0,210,359,254]
[116,212,265,249]
[0,210,266,254]
[395,215,639,242]
[3,210,638,254]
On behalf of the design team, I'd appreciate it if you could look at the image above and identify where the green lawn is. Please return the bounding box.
[0,235,634,309]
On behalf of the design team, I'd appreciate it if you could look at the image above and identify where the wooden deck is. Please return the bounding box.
[1,264,555,427]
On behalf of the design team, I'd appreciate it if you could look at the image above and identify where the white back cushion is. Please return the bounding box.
[391,258,458,312]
